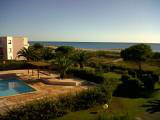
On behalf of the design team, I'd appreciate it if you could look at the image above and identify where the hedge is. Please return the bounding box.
[67,67,106,84]
[0,60,27,70]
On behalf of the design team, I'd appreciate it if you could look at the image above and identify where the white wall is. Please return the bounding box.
[6,36,13,60]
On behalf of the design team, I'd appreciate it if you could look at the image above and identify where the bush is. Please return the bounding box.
[0,98,67,120]
[57,88,108,111]
[114,75,143,98]
[140,74,159,90]
[0,60,26,70]
[152,52,160,59]
[55,46,75,55]
[67,67,106,83]
[113,69,128,74]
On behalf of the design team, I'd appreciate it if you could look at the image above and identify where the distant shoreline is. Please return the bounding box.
[77,48,122,52]
[46,45,122,52]
[29,41,160,52]
[29,41,160,44]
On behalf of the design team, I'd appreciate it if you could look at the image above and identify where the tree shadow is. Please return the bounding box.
[142,99,160,113]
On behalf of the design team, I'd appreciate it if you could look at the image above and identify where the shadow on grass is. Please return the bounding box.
[142,100,160,113]
[113,90,153,99]
[114,87,160,99]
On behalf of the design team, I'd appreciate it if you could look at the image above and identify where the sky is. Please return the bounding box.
[0,0,160,43]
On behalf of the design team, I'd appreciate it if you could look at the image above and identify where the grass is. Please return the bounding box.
[54,97,146,120]
[54,82,160,120]
[90,57,117,64]
[112,61,160,75]
[55,62,160,120]
[104,72,121,80]
[54,110,97,120]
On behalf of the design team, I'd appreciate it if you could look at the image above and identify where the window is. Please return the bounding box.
[8,40,11,44]
[0,48,3,55]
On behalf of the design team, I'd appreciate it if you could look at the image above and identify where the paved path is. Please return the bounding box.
[112,58,123,63]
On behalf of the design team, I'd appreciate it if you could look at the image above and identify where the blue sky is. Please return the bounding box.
[0,0,160,43]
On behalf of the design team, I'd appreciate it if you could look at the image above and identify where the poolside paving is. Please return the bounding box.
[0,70,91,113]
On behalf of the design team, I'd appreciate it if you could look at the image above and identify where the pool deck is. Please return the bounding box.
[0,70,93,113]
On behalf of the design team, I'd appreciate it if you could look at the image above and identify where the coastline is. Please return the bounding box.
[29,41,160,52]
[77,48,122,52]
[47,45,122,52]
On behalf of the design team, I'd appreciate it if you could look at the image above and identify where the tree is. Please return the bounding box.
[32,43,44,50]
[54,46,75,79]
[143,99,160,113]
[54,53,73,79]
[17,47,37,61]
[55,46,75,55]
[152,52,160,59]
[30,43,44,61]
[18,44,55,61]
[41,47,55,61]
[26,43,55,61]
[73,50,89,68]
[121,44,152,71]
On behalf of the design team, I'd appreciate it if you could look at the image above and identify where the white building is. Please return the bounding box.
[0,36,29,60]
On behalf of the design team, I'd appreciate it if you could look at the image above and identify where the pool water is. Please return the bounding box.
[0,77,35,97]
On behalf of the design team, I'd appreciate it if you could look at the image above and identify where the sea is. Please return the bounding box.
[29,41,160,52]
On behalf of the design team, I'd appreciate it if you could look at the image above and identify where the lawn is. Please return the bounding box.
[89,57,117,64]
[104,72,121,80]
[54,97,146,120]
[112,61,160,75]
[54,96,160,120]
[54,82,160,120]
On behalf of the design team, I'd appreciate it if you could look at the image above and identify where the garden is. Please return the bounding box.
[0,43,160,120]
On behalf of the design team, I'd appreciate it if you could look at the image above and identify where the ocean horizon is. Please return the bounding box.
[29,41,160,52]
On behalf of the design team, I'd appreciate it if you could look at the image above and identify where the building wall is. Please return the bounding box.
[13,37,29,60]
[0,36,29,60]
[6,36,13,60]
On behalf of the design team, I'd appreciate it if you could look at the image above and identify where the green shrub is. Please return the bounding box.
[113,69,128,74]
[0,97,67,120]
[114,75,143,98]
[55,46,75,55]
[67,67,106,83]
[0,60,26,70]
[100,78,119,103]
[57,87,113,111]
[152,52,160,59]
[140,74,159,90]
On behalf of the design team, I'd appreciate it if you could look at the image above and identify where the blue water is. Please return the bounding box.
[0,78,35,97]
[29,41,160,52]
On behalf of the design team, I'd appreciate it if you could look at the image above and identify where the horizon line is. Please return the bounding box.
[29,40,160,44]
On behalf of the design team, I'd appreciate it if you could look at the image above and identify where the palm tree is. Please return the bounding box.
[41,47,55,61]
[54,53,73,79]
[73,51,89,68]
[17,47,35,61]
[32,43,44,50]
[30,43,44,61]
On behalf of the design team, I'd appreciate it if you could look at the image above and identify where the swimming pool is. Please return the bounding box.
[0,77,36,97]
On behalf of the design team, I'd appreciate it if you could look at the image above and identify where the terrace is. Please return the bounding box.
[0,69,92,113]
